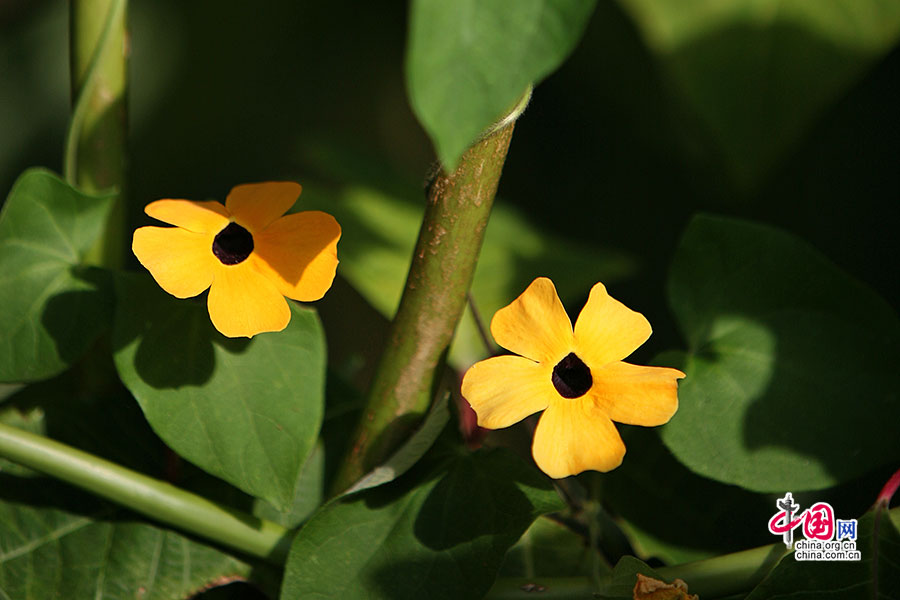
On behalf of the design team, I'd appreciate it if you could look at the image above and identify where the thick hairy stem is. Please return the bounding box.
[331,93,528,493]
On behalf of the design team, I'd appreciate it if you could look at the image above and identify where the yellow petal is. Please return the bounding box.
[144,199,230,234]
[461,355,553,429]
[490,277,573,363]
[252,211,341,301]
[573,282,652,367]
[207,262,291,338]
[225,182,301,233]
[591,361,684,426]
[132,226,216,298]
[532,399,626,478]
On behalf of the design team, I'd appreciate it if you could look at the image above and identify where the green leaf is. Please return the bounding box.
[499,516,600,579]
[595,556,665,600]
[112,273,326,510]
[253,370,369,528]
[281,448,564,599]
[663,215,900,492]
[342,392,450,495]
[0,168,115,383]
[604,427,776,565]
[0,478,250,600]
[0,370,168,481]
[252,439,326,529]
[619,0,900,188]
[407,0,597,168]
[744,508,900,599]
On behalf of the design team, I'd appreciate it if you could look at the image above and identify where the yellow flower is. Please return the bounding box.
[132,181,340,338]
[461,277,685,478]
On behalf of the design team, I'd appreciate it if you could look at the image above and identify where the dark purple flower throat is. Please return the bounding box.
[212,222,254,265]
[552,352,592,398]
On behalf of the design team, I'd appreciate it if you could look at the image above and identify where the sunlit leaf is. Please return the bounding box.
[407,0,597,168]
[112,273,326,510]
[619,0,900,188]
[0,168,114,383]
[281,448,563,600]
[663,215,900,492]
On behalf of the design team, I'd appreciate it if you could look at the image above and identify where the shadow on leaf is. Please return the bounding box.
[112,271,250,389]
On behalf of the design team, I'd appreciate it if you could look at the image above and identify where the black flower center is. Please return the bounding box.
[212,222,254,265]
[551,352,593,399]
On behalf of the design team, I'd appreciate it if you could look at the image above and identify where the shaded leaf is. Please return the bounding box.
[663,215,900,492]
[596,556,664,600]
[0,478,250,600]
[112,273,326,510]
[619,0,900,188]
[744,508,900,600]
[0,371,167,481]
[343,392,450,495]
[281,448,563,600]
[0,404,45,477]
[499,516,599,579]
[0,367,272,599]
[604,426,775,565]
[407,0,597,168]
[0,168,114,383]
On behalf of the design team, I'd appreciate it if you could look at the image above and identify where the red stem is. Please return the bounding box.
[876,467,900,506]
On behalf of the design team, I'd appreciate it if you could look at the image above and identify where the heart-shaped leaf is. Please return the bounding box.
[0,168,114,383]
[619,0,900,188]
[113,273,326,510]
[282,448,563,599]
[407,0,597,168]
[662,215,900,492]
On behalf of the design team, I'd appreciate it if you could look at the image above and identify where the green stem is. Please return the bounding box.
[331,93,528,494]
[483,545,784,599]
[655,543,786,597]
[66,0,128,268]
[0,423,292,565]
[487,507,900,599]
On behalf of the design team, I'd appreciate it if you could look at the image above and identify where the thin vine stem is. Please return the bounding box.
[486,504,900,599]
[67,0,128,268]
[467,291,498,356]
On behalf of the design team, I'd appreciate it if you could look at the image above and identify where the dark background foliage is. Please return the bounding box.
[3,0,897,356]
